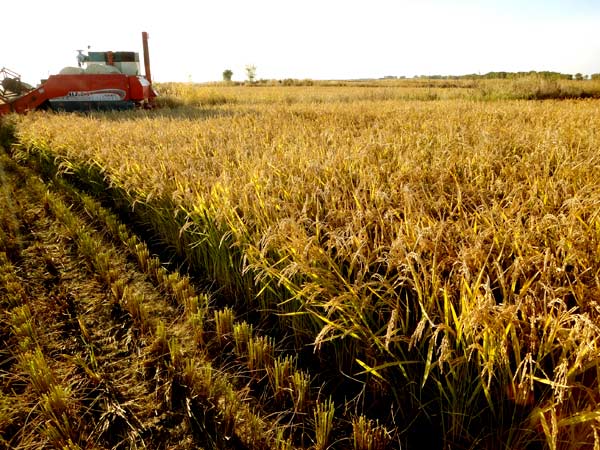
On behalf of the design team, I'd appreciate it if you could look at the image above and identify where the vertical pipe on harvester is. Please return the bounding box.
[142,31,152,84]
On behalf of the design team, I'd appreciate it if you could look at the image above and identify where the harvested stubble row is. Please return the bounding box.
[56,177,344,448]
[11,91,600,448]
[1,147,327,449]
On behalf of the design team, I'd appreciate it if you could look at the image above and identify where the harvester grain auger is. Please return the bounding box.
[0,32,156,116]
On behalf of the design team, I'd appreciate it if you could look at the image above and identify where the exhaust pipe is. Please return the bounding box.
[142,31,152,84]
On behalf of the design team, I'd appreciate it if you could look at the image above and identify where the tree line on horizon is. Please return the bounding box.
[410,70,599,80]
[222,68,600,84]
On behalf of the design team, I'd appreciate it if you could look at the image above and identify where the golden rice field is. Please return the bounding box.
[3,79,600,449]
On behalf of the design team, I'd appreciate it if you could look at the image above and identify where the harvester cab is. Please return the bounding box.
[0,32,156,116]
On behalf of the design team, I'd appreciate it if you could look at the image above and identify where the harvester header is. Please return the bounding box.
[0,32,156,115]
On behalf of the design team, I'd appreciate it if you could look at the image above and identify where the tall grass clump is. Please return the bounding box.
[478,76,600,100]
[0,115,16,148]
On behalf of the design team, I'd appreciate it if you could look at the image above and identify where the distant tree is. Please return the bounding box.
[591,73,600,80]
[245,65,257,83]
[574,73,584,81]
[222,69,233,82]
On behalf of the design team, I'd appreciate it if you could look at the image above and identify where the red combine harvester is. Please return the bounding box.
[0,32,156,116]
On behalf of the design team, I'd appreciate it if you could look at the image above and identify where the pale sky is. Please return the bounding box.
[4,0,600,84]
